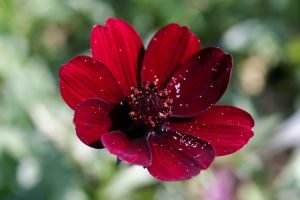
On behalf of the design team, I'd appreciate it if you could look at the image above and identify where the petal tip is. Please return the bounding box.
[101,132,152,167]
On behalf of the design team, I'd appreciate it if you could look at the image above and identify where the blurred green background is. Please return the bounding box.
[0,0,300,199]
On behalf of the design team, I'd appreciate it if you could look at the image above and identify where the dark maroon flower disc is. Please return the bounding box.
[59,18,254,181]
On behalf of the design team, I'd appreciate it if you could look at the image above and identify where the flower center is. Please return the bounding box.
[126,80,172,128]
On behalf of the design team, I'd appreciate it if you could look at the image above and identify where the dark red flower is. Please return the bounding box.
[59,18,254,181]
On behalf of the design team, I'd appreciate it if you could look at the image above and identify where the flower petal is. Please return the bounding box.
[141,23,200,88]
[167,47,232,117]
[74,99,113,148]
[59,55,125,109]
[101,131,151,167]
[147,130,215,181]
[91,18,144,95]
[169,106,254,156]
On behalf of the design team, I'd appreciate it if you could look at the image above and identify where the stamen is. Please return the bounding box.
[126,80,172,128]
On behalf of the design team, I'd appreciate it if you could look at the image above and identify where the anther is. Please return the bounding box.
[126,80,172,128]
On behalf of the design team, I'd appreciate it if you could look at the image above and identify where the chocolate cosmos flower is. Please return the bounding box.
[59,18,254,181]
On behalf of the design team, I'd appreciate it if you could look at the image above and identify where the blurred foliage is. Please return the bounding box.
[0,0,300,199]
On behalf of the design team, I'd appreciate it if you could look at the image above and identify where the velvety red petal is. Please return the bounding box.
[141,23,200,88]
[59,55,125,109]
[101,131,151,167]
[167,47,232,117]
[73,99,113,148]
[169,106,254,156]
[147,130,215,181]
[91,18,144,95]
